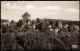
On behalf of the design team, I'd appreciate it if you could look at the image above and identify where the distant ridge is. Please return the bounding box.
[1,19,9,23]
[1,18,79,26]
[45,19,80,26]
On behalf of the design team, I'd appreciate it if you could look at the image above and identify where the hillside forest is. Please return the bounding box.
[1,12,80,51]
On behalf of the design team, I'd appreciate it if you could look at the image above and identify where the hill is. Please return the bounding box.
[45,19,80,26]
[1,19,9,23]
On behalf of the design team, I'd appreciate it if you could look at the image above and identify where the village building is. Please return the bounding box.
[48,25,52,29]
[54,28,60,34]
[74,26,79,31]
[63,24,68,29]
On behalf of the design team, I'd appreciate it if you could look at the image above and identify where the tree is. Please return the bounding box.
[16,19,23,27]
[1,24,8,33]
[36,18,40,23]
[10,20,16,26]
[10,20,15,23]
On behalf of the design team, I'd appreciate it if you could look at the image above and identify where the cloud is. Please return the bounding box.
[3,2,78,12]
[66,8,78,12]
[3,2,62,11]
[26,4,36,9]
[2,2,79,21]
[42,6,61,10]
[3,2,22,10]
[26,5,62,11]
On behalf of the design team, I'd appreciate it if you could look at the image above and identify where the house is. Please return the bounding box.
[63,24,68,29]
[74,26,79,31]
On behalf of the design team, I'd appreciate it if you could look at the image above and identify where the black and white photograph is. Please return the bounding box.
[1,1,80,51]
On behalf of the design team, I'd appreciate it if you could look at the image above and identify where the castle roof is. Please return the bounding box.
[22,12,30,17]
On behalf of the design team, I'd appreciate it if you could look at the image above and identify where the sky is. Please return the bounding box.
[1,1,79,22]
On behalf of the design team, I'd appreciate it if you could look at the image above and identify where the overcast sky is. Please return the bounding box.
[1,1,79,22]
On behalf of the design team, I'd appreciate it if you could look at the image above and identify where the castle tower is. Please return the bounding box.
[22,12,30,25]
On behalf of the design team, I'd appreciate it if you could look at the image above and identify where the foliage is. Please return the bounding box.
[10,20,15,24]
[16,19,23,27]
[1,19,80,51]
[36,18,40,23]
